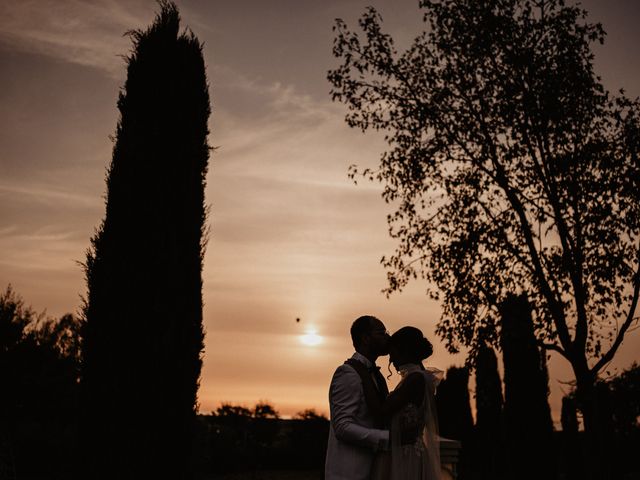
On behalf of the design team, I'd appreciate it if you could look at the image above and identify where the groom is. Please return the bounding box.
[325,315,391,480]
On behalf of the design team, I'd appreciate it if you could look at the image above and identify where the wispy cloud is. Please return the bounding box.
[0,224,84,271]
[212,63,337,121]
[0,0,154,77]
[0,181,101,207]
[211,63,386,187]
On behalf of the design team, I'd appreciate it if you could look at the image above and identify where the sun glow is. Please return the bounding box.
[300,328,323,346]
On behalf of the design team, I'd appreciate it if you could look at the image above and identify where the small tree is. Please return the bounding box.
[215,404,253,419]
[474,344,503,479]
[81,2,210,478]
[561,396,582,480]
[0,286,81,478]
[253,402,280,419]
[560,396,578,435]
[500,294,555,479]
[290,410,330,470]
[329,1,640,475]
[565,363,640,478]
[294,409,328,421]
[435,366,474,476]
[605,363,640,436]
[252,402,280,456]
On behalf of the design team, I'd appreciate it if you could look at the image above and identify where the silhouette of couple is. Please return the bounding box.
[325,315,442,480]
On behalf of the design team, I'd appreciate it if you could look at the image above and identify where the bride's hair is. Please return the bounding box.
[391,326,433,362]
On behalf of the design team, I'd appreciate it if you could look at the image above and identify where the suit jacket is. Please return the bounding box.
[325,352,389,480]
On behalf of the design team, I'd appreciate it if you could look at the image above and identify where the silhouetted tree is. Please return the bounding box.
[597,364,640,477]
[435,366,474,477]
[605,362,640,436]
[0,286,81,478]
[561,395,582,480]
[215,404,252,420]
[294,409,328,421]
[208,404,253,471]
[196,404,330,475]
[560,396,578,434]
[289,410,330,470]
[328,2,640,476]
[253,402,280,419]
[251,402,280,461]
[562,364,640,478]
[474,344,503,479]
[81,2,210,478]
[500,294,554,479]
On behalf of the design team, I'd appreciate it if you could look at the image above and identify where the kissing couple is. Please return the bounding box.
[325,315,443,480]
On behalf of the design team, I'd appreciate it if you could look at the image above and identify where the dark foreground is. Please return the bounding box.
[198,470,322,480]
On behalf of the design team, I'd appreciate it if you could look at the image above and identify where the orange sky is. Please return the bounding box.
[1,0,639,422]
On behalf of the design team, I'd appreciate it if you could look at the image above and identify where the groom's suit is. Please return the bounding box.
[325,352,389,480]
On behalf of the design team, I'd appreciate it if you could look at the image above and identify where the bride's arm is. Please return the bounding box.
[347,361,425,417]
[376,373,425,416]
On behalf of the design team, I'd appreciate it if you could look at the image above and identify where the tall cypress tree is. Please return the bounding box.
[475,344,504,479]
[561,396,582,480]
[81,3,210,478]
[499,294,555,479]
[435,366,474,477]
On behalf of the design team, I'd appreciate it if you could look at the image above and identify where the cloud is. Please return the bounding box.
[0,181,101,208]
[210,63,386,185]
[0,0,157,77]
[0,223,84,271]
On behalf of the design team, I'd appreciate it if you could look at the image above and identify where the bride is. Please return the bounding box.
[348,326,442,480]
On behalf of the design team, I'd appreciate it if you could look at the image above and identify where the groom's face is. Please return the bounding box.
[367,319,391,357]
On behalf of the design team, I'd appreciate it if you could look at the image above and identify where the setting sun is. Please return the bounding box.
[300,329,323,346]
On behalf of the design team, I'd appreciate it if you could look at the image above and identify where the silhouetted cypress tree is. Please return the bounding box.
[499,294,555,480]
[474,344,504,479]
[560,396,583,480]
[561,396,578,434]
[436,366,474,477]
[81,3,210,478]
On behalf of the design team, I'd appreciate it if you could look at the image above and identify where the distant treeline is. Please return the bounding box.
[194,404,328,474]
[1,286,639,479]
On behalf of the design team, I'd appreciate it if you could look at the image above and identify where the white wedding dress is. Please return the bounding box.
[372,364,443,480]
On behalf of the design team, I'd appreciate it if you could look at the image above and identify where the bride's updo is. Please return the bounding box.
[391,326,433,362]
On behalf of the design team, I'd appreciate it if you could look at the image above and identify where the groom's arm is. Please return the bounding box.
[329,364,388,452]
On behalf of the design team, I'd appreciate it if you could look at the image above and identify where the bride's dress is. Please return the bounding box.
[373,364,442,480]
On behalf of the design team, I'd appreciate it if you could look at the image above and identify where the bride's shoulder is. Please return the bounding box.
[405,370,425,380]
[423,367,444,387]
[401,371,427,389]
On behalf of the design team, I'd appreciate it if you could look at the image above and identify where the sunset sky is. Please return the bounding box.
[1,0,639,421]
